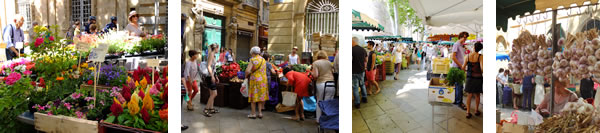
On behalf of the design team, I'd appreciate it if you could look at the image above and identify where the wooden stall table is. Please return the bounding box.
[226,81,249,109]
[200,82,227,107]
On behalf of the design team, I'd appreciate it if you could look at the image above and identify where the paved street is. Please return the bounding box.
[352,64,483,133]
[182,93,328,133]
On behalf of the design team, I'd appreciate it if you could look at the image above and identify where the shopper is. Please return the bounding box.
[245,46,269,119]
[536,76,578,116]
[452,31,469,110]
[73,21,81,39]
[66,21,77,40]
[463,42,483,119]
[206,44,220,115]
[580,76,597,100]
[288,46,299,65]
[181,14,190,130]
[393,43,403,80]
[104,16,118,33]
[219,47,226,63]
[126,11,146,37]
[522,74,534,110]
[352,37,368,108]
[311,50,335,122]
[83,16,96,34]
[2,14,25,60]
[88,24,100,35]
[283,67,310,121]
[183,50,205,114]
[227,48,235,63]
[497,68,505,104]
[262,52,276,110]
[366,41,381,95]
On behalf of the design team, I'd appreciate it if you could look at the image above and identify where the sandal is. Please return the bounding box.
[475,111,481,116]
[202,109,212,117]
[209,108,220,114]
[375,89,381,94]
[258,114,263,119]
[187,103,194,111]
[466,113,472,119]
[459,104,467,110]
[248,114,257,119]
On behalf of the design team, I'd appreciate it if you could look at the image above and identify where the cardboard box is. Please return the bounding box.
[428,78,455,103]
[502,123,528,133]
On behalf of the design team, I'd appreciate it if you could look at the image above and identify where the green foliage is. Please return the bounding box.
[446,67,465,86]
[0,76,33,132]
[387,0,425,33]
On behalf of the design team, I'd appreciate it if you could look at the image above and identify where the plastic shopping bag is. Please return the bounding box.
[282,91,297,107]
[240,79,249,97]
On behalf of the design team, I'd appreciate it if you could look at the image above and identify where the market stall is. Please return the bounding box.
[0,25,168,132]
[497,0,600,132]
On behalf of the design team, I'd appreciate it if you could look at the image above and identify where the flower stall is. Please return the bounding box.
[0,25,168,132]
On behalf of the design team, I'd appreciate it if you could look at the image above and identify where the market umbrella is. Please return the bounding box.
[496,53,510,61]
[352,9,385,31]
[496,0,536,32]
[409,0,483,27]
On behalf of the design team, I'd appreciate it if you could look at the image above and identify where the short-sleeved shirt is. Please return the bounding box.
[285,71,311,97]
[451,42,465,68]
[184,60,198,80]
[352,45,367,74]
[312,59,334,83]
[3,24,24,48]
[126,24,144,37]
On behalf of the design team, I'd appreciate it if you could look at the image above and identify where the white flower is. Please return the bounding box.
[14,65,26,73]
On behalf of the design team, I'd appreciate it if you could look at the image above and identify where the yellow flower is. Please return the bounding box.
[81,63,88,68]
[127,77,133,83]
[128,94,140,115]
[142,92,154,111]
[88,67,95,71]
[113,97,121,105]
[135,81,140,88]
[140,77,148,89]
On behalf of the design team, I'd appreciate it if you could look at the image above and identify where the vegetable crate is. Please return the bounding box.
[432,57,450,74]
[98,120,160,133]
[385,61,394,75]
[376,63,385,81]
[34,112,98,133]
[428,78,455,103]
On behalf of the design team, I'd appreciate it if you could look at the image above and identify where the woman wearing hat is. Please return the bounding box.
[126,11,146,37]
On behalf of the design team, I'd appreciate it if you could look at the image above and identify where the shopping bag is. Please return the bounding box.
[303,96,316,112]
[511,83,522,95]
[282,91,297,107]
[534,85,545,105]
[509,110,518,124]
[240,79,249,97]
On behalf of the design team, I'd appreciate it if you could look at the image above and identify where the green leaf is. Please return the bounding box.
[105,115,115,123]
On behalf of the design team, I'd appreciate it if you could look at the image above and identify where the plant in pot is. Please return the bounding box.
[446,67,465,86]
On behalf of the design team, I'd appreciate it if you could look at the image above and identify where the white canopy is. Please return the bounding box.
[409,0,483,27]
[428,23,482,35]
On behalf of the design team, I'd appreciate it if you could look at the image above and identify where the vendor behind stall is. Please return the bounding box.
[536,76,578,116]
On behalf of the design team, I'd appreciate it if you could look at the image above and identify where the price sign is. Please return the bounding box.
[88,48,107,62]
[77,42,90,51]
[0,43,6,49]
[15,42,23,49]
[146,59,160,67]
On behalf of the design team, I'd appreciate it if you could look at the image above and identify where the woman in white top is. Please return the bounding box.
[288,46,299,65]
[393,43,403,80]
[126,11,146,37]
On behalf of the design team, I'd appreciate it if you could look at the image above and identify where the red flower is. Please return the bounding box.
[110,100,123,117]
[38,78,45,87]
[87,80,93,85]
[161,103,168,110]
[31,81,36,86]
[34,37,43,47]
[141,107,150,123]
[121,84,131,101]
[162,67,168,79]
[138,89,145,99]
[49,36,55,41]
[161,87,168,102]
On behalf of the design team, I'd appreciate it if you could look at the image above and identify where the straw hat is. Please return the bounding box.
[128,11,138,21]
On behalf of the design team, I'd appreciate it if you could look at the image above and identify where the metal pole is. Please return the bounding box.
[154,0,159,35]
[550,10,558,115]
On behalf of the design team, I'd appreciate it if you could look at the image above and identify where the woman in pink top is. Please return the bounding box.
[284,67,311,121]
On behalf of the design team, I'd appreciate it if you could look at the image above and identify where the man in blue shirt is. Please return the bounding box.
[83,16,96,34]
[103,16,118,33]
[3,14,25,60]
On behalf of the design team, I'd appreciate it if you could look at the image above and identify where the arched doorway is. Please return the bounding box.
[304,0,339,52]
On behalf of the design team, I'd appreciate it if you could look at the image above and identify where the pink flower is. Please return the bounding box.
[149,83,160,95]
[71,92,82,99]
[64,103,72,110]
[49,36,55,41]
[34,37,43,47]
[84,97,95,102]
[47,111,52,116]
[87,104,94,110]
[23,70,32,75]
[5,73,22,85]
[75,111,83,118]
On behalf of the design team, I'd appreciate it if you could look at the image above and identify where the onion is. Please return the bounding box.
[560,59,569,67]
[595,62,600,69]
[593,39,600,49]
[580,57,588,65]
[545,66,552,74]
[585,46,595,56]
[528,62,537,70]
[588,56,597,64]
[556,52,564,60]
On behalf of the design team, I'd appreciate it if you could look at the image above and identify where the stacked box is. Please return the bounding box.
[320,34,338,56]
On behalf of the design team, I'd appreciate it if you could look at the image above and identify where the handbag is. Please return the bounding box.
[240,79,249,97]
[282,90,297,107]
[198,61,209,77]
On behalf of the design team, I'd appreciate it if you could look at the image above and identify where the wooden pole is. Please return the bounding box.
[550,10,558,115]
